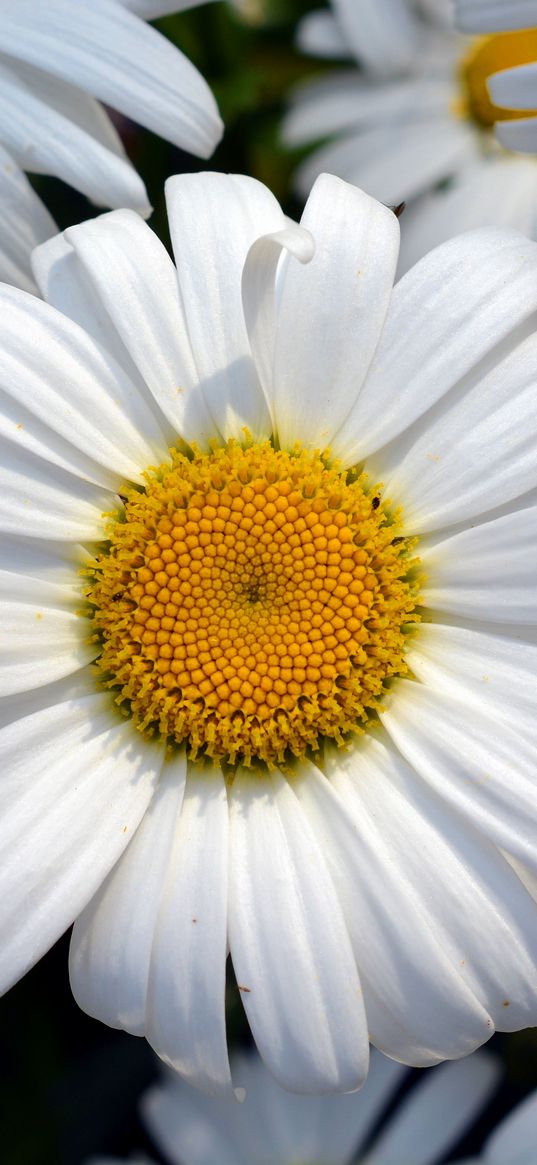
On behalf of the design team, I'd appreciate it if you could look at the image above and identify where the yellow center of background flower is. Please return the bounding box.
[87,442,419,767]
[461,29,537,128]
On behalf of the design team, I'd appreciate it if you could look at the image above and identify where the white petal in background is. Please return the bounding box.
[365,1053,500,1165]
[119,0,216,14]
[398,158,537,275]
[0,143,56,291]
[486,1090,537,1163]
[0,694,164,994]
[454,0,537,31]
[328,0,421,75]
[0,0,223,163]
[495,115,537,154]
[142,1051,405,1165]
[0,58,150,214]
[282,72,452,150]
[293,117,476,207]
[296,10,350,60]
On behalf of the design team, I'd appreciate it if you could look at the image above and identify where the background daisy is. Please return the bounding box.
[283,0,537,270]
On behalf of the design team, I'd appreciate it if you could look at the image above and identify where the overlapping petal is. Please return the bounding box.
[0,693,163,993]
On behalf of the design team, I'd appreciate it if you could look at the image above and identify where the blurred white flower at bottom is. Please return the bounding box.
[88,1048,500,1165]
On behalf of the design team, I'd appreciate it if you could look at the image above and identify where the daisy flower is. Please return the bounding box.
[2,171,537,1098]
[0,0,223,292]
[87,1051,536,1165]
[455,2,537,153]
[283,0,537,271]
[138,1050,499,1165]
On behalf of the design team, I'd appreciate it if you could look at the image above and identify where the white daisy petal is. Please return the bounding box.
[70,752,186,1038]
[382,682,537,872]
[0,668,98,731]
[282,73,451,149]
[120,0,216,15]
[397,157,537,276]
[0,57,150,213]
[241,222,315,426]
[374,330,537,532]
[293,118,476,207]
[0,284,168,488]
[142,1077,251,1165]
[406,623,537,742]
[495,115,537,153]
[328,733,537,1032]
[32,231,159,404]
[366,1053,500,1165]
[0,569,95,695]
[489,62,537,111]
[0,440,117,541]
[454,0,537,32]
[273,173,399,452]
[486,1091,537,1163]
[294,755,493,1064]
[1,0,222,160]
[331,229,537,465]
[296,11,350,59]
[0,144,56,292]
[422,507,537,622]
[0,693,163,993]
[229,767,369,1094]
[0,533,88,583]
[142,1049,406,1165]
[146,763,232,1097]
[166,172,285,443]
[331,0,421,74]
[62,211,218,450]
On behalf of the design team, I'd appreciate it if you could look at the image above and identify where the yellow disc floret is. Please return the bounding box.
[87,442,420,767]
[460,29,537,129]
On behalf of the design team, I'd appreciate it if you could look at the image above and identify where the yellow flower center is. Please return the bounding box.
[460,29,537,128]
[87,442,419,767]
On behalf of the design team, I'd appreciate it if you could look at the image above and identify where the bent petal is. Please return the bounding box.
[166,172,285,443]
[273,174,399,453]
